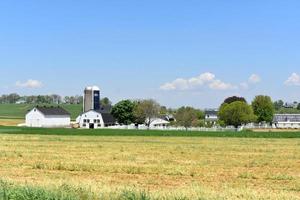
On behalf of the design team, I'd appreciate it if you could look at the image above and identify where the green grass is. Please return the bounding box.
[0,104,82,120]
[0,126,300,138]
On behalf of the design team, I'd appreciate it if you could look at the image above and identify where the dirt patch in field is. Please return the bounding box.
[0,119,24,126]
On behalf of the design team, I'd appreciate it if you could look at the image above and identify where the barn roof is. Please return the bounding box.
[36,106,70,116]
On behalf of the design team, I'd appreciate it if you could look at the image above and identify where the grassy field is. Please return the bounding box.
[0,104,82,120]
[0,131,299,199]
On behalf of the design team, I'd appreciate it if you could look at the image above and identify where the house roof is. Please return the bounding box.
[273,114,300,122]
[36,106,70,116]
[205,110,218,115]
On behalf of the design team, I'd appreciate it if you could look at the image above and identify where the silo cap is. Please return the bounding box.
[92,86,100,91]
[85,86,93,90]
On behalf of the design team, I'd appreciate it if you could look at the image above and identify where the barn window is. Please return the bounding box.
[83,124,86,127]
[34,109,36,112]
[97,119,100,123]
[98,124,101,127]
[94,119,97,123]
[87,119,90,123]
[83,119,87,123]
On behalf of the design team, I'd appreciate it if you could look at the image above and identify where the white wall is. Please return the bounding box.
[76,111,104,129]
[26,109,44,127]
[275,122,300,129]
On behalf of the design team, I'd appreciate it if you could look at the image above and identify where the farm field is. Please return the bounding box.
[0,104,82,120]
[0,131,299,199]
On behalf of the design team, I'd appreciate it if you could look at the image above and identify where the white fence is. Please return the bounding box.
[107,124,238,132]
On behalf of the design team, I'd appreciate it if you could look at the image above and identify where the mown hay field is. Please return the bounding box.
[0,133,299,199]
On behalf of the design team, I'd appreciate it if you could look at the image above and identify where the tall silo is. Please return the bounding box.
[83,86,100,112]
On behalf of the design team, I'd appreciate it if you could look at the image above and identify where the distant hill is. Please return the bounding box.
[0,104,82,120]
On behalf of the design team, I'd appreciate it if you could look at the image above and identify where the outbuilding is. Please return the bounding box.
[26,106,71,128]
[273,114,300,129]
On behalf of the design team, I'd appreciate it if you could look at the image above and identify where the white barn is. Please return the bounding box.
[26,107,71,128]
[76,110,116,129]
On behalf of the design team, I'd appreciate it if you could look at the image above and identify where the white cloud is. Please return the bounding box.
[248,74,261,84]
[160,72,236,91]
[285,73,300,86]
[209,80,237,90]
[16,79,43,88]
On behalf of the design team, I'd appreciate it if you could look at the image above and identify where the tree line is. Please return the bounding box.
[111,99,205,129]
[0,93,83,104]
[111,95,298,129]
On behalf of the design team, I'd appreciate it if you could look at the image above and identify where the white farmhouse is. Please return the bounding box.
[205,109,218,122]
[273,114,300,129]
[76,110,116,129]
[148,118,170,128]
[26,106,71,128]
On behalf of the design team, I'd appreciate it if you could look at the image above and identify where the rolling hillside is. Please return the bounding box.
[0,104,82,120]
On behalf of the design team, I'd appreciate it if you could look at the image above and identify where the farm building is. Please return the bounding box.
[148,118,170,128]
[76,110,116,129]
[273,114,300,129]
[205,109,218,122]
[26,106,71,128]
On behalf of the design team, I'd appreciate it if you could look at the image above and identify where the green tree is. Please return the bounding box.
[297,103,300,110]
[133,99,160,127]
[111,100,136,125]
[101,97,112,106]
[175,107,200,130]
[219,101,256,128]
[273,100,284,110]
[252,95,274,123]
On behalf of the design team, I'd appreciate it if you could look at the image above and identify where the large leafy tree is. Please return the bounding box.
[219,101,256,128]
[111,100,136,125]
[133,99,160,127]
[252,95,274,123]
[175,107,202,130]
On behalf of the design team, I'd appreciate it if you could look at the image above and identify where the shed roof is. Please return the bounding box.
[36,106,70,116]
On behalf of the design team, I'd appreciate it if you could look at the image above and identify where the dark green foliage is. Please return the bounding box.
[252,95,274,123]
[0,126,299,138]
[223,96,247,105]
[111,100,136,125]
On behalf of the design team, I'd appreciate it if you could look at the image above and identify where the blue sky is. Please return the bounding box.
[1,0,300,108]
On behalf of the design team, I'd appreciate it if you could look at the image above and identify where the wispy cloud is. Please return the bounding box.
[240,74,261,89]
[248,74,261,84]
[160,72,236,91]
[16,79,43,88]
[285,73,300,86]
